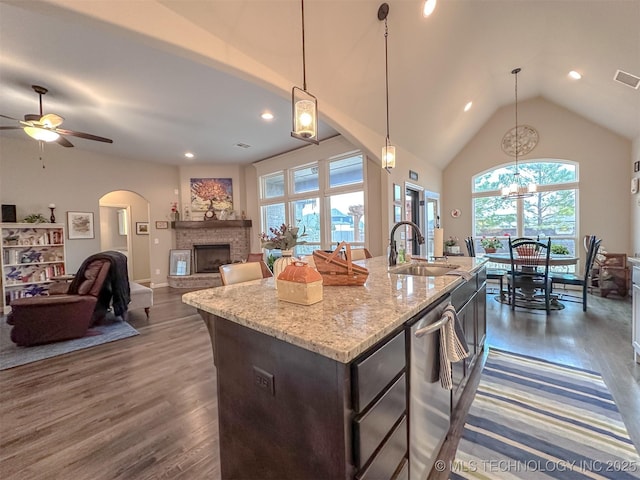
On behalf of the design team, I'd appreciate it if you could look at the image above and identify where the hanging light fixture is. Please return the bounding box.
[501,67,539,198]
[291,0,319,144]
[378,3,395,171]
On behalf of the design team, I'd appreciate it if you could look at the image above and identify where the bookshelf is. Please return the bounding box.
[1,223,67,313]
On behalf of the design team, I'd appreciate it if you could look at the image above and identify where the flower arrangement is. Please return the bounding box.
[259,223,307,251]
[480,236,503,249]
[170,202,179,221]
[444,236,459,247]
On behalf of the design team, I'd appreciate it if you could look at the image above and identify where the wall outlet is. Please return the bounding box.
[155,269,160,275]
[252,366,275,396]
[154,238,159,244]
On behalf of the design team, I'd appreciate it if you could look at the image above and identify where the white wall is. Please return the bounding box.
[0,137,178,286]
[443,97,632,255]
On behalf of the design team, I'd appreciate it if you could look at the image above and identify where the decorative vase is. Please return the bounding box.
[173,211,180,222]
[273,250,295,290]
[484,247,496,254]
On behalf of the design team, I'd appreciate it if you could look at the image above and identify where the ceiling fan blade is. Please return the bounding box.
[0,114,20,121]
[0,126,22,130]
[56,128,113,143]
[56,136,74,147]
[41,113,64,128]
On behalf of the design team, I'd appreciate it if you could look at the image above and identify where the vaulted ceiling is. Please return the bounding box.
[1,0,638,168]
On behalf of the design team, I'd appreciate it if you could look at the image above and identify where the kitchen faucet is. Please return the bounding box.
[389,221,425,266]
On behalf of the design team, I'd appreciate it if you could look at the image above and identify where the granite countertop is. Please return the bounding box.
[182,256,487,363]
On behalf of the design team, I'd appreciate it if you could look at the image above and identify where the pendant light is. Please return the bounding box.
[291,0,319,144]
[378,3,395,171]
[500,67,538,198]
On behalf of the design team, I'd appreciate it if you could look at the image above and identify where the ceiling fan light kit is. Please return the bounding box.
[291,0,319,145]
[0,84,113,148]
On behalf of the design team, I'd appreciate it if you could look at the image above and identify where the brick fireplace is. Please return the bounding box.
[168,220,252,288]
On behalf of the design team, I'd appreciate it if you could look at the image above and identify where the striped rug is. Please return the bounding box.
[451,349,640,479]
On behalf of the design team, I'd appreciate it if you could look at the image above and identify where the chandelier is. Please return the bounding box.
[501,67,538,198]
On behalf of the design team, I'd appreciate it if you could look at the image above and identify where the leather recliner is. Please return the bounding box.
[7,259,111,346]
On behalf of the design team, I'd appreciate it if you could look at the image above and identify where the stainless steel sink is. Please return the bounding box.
[389,263,460,277]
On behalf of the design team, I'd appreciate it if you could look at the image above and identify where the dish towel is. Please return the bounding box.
[438,304,470,390]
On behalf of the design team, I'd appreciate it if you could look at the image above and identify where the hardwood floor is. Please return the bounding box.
[1,285,637,480]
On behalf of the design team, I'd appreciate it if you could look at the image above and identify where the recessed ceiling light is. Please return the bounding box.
[184,152,194,158]
[261,112,274,120]
[422,0,437,17]
[464,101,473,112]
[568,70,582,80]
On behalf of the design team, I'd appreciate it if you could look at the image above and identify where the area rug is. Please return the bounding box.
[493,295,565,311]
[451,349,640,479]
[0,318,139,371]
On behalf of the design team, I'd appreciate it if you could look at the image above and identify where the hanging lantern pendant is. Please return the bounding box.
[291,86,318,143]
[291,0,319,145]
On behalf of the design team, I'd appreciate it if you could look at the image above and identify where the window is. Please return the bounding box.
[259,153,365,256]
[472,160,579,268]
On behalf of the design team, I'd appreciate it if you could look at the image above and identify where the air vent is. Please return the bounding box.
[614,69,640,90]
[235,143,251,149]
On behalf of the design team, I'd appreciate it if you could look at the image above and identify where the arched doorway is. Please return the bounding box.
[99,190,150,282]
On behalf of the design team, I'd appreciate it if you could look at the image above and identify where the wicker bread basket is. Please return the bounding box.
[312,241,369,286]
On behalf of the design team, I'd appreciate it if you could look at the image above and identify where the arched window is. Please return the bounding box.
[471,160,579,258]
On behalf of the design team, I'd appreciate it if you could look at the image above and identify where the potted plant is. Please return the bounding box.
[480,236,502,253]
[444,236,460,254]
[259,223,307,283]
[551,244,570,255]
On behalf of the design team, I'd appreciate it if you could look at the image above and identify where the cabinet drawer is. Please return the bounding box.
[352,331,406,413]
[357,416,407,480]
[451,277,476,311]
[354,373,406,469]
[476,267,487,288]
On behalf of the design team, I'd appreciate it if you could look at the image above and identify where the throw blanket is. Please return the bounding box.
[438,304,470,390]
[69,251,131,318]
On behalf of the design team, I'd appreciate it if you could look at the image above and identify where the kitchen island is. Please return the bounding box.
[183,256,487,480]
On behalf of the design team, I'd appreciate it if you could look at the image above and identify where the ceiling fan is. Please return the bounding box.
[0,85,113,147]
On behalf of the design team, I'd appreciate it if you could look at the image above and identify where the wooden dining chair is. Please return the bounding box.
[507,237,552,314]
[466,236,507,296]
[219,262,264,286]
[550,236,601,311]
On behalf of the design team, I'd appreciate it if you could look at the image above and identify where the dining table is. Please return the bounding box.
[484,252,579,308]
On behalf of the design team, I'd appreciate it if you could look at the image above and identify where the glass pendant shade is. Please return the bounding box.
[23,126,59,142]
[291,86,318,144]
[382,144,396,169]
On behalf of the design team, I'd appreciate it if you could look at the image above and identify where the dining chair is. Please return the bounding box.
[350,248,372,261]
[465,236,507,296]
[507,237,552,314]
[219,262,264,286]
[246,253,274,278]
[550,236,601,312]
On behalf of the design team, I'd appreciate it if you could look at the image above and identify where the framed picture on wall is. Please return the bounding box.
[393,183,402,204]
[394,205,402,222]
[136,222,149,235]
[155,220,169,229]
[169,249,191,276]
[67,211,95,239]
[190,177,233,212]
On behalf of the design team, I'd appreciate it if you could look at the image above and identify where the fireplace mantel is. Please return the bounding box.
[172,220,252,229]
